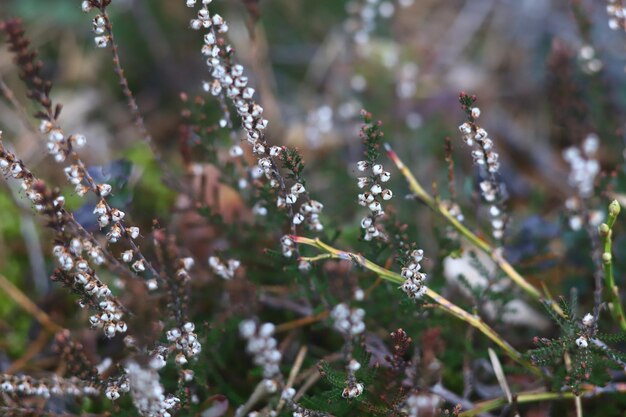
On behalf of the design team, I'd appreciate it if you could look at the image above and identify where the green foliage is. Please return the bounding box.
[527,296,626,394]
[359,110,383,164]
[279,147,306,184]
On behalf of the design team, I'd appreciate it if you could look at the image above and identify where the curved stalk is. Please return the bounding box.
[293,236,540,376]
[599,200,626,331]
[458,382,626,417]
[384,143,562,315]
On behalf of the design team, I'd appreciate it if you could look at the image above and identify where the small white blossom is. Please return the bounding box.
[582,313,594,327]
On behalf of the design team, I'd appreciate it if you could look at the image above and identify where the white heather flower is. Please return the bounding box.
[563,135,601,198]
[361,217,373,228]
[125,361,180,417]
[132,260,146,273]
[368,201,382,213]
[582,313,594,327]
[353,288,365,301]
[239,320,256,339]
[49,129,64,142]
[98,214,110,228]
[105,386,120,401]
[110,208,125,222]
[94,36,109,48]
[128,226,140,239]
[281,235,295,257]
[348,359,361,372]
[291,183,305,194]
[252,202,268,216]
[342,382,364,398]
[282,387,296,400]
[331,303,365,336]
[98,183,112,197]
[240,320,282,378]
[208,256,240,279]
[182,257,194,270]
[229,145,243,157]
[575,336,588,348]
[400,249,427,299]
[146,279,158,291]
[458,122,472,134]
[471,107,481,118]
[72,134,87,148]
[357,161,369,171]
[269,146,281,156]
[285,193,298,205]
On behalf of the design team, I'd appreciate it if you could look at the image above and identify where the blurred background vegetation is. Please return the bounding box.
[2,0,626,415]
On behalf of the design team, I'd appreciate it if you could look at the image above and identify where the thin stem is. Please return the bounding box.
[101,11,152,146]
[384,143,562,315]
[459,391,576,417]
[291,236,540,376]
[100,8,186,192]
[599,200,626,331]
[0,274,63,334]
[458,382,626,417]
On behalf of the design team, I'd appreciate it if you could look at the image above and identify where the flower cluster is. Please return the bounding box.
[208,256,241,280]
[90,12,110,48]
[0,374,100,398]
[405,392,440,417]
[357,112,392,241]
[39,121,87,164]
[187,0,323,231]
[331,303,366,336]
[52,240,127,338]
[125,361,181,417]
[345,0,413,46]
[607,0,626,31]
[458,93,506,240]
[575,313,595,349]
[291,197,324,230]
[42,113,153,281]
[174,257,194,282]
[239,320,282,379]
[105,376,130,401]
[578,45,603,75]
[563,133,600,199]
[564,196,604,231]
[357,161,392,241]
[1,140,126,338]
[166,322,202,365]
[341,380,365,399]
[399,249,427,299]
[86,291,127,338]
[281,235,296,258]
[14,18,152,281]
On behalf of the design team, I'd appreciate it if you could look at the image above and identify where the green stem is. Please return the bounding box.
[459,382,626,417]
[459,391,576,417]
[293,236,540,376]
[384,143,562,315]
[600,200,626,331]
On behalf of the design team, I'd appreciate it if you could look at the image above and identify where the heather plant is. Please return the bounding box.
[1,1,626,417]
